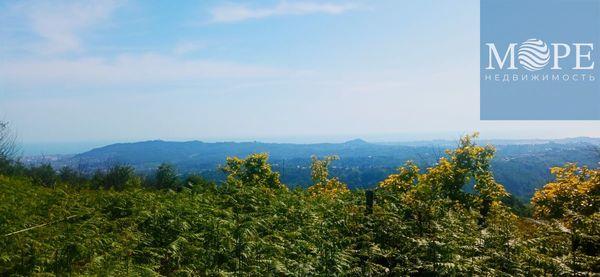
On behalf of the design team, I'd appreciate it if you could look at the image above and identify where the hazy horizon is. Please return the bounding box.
[20,131,600,156]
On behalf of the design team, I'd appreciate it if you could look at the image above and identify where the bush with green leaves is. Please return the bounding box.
[1,134,598,275]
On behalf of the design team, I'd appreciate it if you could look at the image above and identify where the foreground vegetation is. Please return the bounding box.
[1,134,598,275]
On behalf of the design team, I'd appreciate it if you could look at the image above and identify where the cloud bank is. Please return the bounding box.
[5,0,120,54]
[0,54,290,87]
[210,2,357,23]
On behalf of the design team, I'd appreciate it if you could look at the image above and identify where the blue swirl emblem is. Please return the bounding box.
[517,39,550,71]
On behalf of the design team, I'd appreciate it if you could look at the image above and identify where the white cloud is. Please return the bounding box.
[0,54,290,87]
[9,0,120,54]
[210,2,357,23]
[173,41,207,55]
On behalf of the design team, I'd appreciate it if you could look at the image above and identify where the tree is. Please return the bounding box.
[0,121,17,161]
[378,161,419,193]
[308,155,349,196]
[531,164,599,220]
[29,164,57,187]
[58,166,85,186]
[90,169,106,189]
[155,163,180,190]
[185,174,216,192]
[0,121,18,174]
[102,164,141,190]
[531,164,600,274]
[222,153,283,189]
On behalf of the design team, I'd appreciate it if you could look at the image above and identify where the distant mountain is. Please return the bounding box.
[384,137,600,147]
[343,138,370,145]
[38,138,600,199]
[72,139,422,170]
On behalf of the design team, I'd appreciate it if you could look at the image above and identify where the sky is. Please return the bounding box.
[1,0,599,151]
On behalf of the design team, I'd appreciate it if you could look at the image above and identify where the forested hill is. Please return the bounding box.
[50,138,600,199]
[73,139,422,168]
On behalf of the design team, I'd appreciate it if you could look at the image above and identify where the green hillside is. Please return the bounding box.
[31,138,600,200]
[2,134,598,275]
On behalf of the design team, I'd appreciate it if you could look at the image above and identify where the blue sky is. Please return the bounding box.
[1,0,599,147]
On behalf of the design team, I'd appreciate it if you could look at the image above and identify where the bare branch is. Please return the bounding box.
[0,121,18,161]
